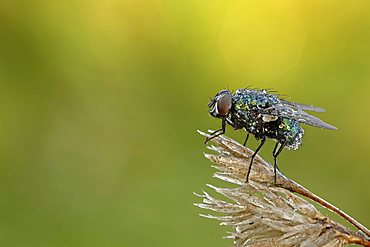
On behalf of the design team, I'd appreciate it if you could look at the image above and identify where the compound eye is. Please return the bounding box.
[217,93,232,117]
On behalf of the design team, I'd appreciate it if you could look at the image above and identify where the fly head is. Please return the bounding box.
[208,90,232,119]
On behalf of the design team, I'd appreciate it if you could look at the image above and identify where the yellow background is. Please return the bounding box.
[0,0,369,246]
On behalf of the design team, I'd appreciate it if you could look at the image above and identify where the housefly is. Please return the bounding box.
[205,88,336,183]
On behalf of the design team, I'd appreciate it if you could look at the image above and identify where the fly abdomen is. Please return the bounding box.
[277,118,304,150]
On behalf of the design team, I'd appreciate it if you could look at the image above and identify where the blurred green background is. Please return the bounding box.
[0,0,369,246]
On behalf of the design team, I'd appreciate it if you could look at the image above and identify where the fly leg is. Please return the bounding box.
[246,137,266,182]
[243,132,250,146]
[272,141,287,184]
[205,119,226,144]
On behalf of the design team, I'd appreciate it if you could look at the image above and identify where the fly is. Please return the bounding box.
[205,88,336,183]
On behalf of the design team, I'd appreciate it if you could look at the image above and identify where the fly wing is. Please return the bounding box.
[280,99,325,112]
[260,104,337,130]
[291,110,337,130]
